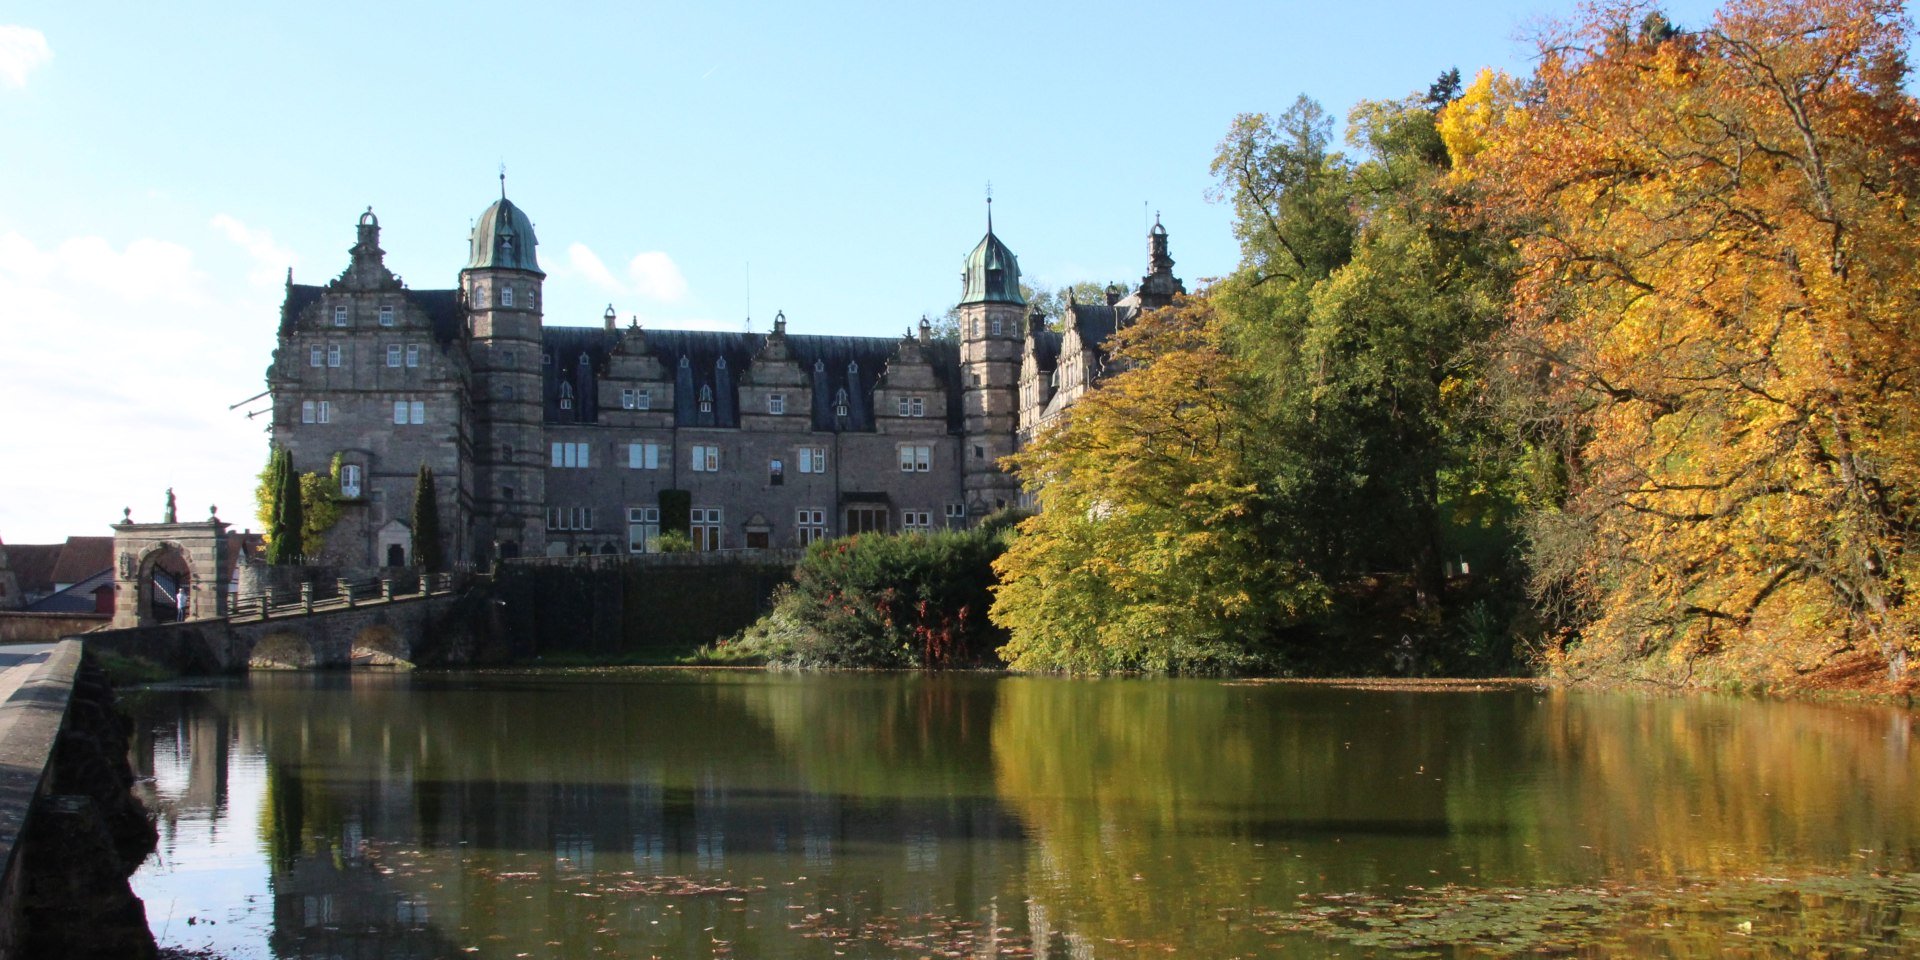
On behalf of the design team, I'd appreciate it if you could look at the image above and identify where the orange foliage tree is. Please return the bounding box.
[1456,0,1920,683]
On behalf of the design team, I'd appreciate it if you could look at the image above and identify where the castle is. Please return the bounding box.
[269,191,1183,565]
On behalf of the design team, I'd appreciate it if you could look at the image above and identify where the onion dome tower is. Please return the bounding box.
[463,175,547,560]
[956,197,1026,518]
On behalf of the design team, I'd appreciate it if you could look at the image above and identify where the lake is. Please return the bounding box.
[125,670,1920,958]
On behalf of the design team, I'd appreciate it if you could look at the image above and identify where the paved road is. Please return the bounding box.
[0,644,53,671]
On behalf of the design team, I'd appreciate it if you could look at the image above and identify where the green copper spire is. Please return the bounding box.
[957,198,1024,306]
[467,193,543,275]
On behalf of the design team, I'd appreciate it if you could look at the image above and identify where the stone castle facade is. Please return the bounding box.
[269,193,1183,566]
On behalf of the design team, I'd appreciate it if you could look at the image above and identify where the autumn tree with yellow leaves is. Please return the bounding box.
[1455,0,1920,684]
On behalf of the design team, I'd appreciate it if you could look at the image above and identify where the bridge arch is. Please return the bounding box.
[111,509,231,628]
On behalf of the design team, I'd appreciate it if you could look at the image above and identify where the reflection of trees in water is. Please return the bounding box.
[990,680,1920,955]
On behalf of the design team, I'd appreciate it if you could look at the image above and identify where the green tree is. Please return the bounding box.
[412,465,443,572]
[273,451,305,565]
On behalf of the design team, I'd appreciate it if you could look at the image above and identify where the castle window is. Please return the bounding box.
[833,389,849,418]
[301,400,315,423]
[627,442,660,470]
[393,400,424,424]
[690,507,723,551]
[387,345,402,367]
[405,344,420,368]
[679,355,690,369]
[547,506,595,531]
[991,318,1003,337]
[769,458,784,485]
[551,442,590,468]
[319,401,332,423]
[848,360,858,374]
[474,286,488,308]
[692,444,720,472]
[309,346,323,368]
[902,510,933,532]
[698,385,713,414]
[796,508,828,545]
[542,352,551,365]
[621,388,636,409]
[501,286,514,308]
[768,393,785,415]
[911,396,925,417]
[716,357,727,370]
[502,385,515,400]
[945,502,966,521]
[637,390,652,410]
[527,288,537,307]
[339,464,362,498]
[501,487,514,502]
[814,359,825,372]
[333,305,348,326]
[798,446,826,474]
[898,444,931,472]
[326,344,343,367]
[378,304,395,327]
[502,350,516,366]
[973,444,986,460]
[628,507,660,553]
[560,383,574,410]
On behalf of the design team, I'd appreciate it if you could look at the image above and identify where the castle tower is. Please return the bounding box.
[1136,213,1186,311]
[956,202,1025,516]
[463,186,547,560]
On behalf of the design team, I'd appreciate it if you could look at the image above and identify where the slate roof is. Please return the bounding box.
[279,284,465,344]
[1028,329,1062,373]
[49,536,114,586]
[4,544,60,598]
[543,327,963,433]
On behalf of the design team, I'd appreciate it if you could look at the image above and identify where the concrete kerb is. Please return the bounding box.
[0,639,83,956]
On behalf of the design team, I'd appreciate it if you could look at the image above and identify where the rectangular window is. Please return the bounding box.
[501,286,514,307]
[621,388,636,410]
[768,393,786,415]
[910,396,925,417]
[301,400,315,423]
[551,442,590,468]
[319,400,332,423]
[769,458,784,485]
[393,401,407,425]
[628,507,660,553]
[692,444,720,472]
[797,446,826,474]
[405,344,420,368]
[903,510,934,531]
[387,344,402,367]
[378,304,395,327]
[340,464,362,498]
[846,505,888,534]
[627,442,660,470]
[326,343,342,367]
[945,502,966,519]
[409,400,425,424]
[333,305,348,326]
[691,507,722,551]
[796,508,828,544]
[547,506,596,531]
[898,444,931,472]
[636,390,652,410]
[991,317,1003,337]
[309,346,323,368]
[897,396,910,417]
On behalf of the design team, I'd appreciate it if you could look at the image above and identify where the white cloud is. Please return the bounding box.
[211,213,297,289]
[0,26,51,89]
[567,242,625,294]
[627,251,688,302]
[0,231,205,304]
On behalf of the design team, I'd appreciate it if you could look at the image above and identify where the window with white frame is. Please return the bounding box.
[991,317,1003,337]
[897,395,926,417]
[690,507,723,551]
[386,345,402,367]
[333,305,348,326]
[945,502,966,520]
[691,444,720,472]
[898,444,931,472]
[326,343,343,367]
[559,383,574,410]
[628,507,660,553]
[796,508,828,544]
[797,446,826,474]
[768,393,786,415]
[550,442,590,468]
[636,389,652,410]
[627,442,661,469]
[621,388,636,410]
[547,506,595,531]
[319,401,332,422]
[339,464,362,498]
[902,510,934,531]
[378,304,395,326]
[501,285,514,307]
[393,400,425,424]
[698,385,713,413]
[309,346,323,368]
[405,344,420,368]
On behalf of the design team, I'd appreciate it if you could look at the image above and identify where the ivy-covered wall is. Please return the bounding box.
[489,555,794,658]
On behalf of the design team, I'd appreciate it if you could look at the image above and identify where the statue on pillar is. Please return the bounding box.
[164,488,178,524]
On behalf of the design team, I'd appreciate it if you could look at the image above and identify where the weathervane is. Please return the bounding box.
[499,162,507,199]
[986,180,993,230]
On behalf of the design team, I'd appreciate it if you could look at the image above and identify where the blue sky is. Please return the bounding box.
[0,0,1726,544]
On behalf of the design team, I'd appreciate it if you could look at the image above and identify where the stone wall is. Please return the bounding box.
[0,613,108,644]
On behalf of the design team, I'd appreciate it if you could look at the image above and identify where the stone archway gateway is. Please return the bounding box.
[111,499,231,629]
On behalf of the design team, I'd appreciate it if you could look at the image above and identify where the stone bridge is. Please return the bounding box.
[82,574,471,672]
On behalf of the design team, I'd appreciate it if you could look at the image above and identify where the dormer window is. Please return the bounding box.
[814,359,825,373]
[559,383,574,411]
[716,357,727,370]
[833,388,849,418]
[698,385,713,413]
[501,286,514,308]
[679,355,690,369]
[333,305,348,326]
[378,304,395,327]
[847,360,858,374]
